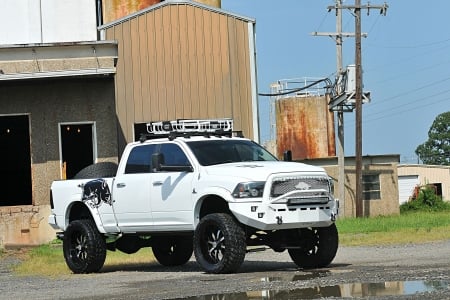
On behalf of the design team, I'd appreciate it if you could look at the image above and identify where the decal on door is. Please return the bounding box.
[79,179,113,208]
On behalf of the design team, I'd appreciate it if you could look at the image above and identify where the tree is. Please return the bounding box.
[415,111,450,165]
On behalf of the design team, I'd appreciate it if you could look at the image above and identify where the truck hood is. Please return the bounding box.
[203,161,327,181]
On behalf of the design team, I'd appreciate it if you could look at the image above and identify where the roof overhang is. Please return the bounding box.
[0,41,118,81]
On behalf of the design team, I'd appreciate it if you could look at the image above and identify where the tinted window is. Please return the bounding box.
[186,139,277,166]
[160,143,190,166]
[125,144,156,174]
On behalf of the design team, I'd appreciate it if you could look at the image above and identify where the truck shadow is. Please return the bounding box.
[99,260,349,274]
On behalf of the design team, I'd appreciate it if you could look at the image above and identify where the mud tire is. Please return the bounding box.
[288,223,339,269]
[152,236,193,266]
[194,213,246,274]
[63,219,106,274]
[73,162,118,179]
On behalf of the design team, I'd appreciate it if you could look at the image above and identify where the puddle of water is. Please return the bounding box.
[179,280,450,299]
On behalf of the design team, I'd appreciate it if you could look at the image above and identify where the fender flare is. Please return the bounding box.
[193,187,234,227]
[64,200,107,234]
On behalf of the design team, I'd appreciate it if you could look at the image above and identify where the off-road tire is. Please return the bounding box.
[193,213,246,274]
[152,236,193,266]
[288,223,339,269]
[63,219,106,274]
[73,162,118,179]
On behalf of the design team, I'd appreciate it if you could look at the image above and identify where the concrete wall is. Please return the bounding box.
[0,77,118,246]
[301,155,401,217]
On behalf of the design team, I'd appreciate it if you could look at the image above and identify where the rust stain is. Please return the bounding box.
[276,96,335,160]
[102,0,162,24]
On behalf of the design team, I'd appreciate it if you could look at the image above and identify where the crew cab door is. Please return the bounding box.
[111,144,156,232]
[151,143,195,231]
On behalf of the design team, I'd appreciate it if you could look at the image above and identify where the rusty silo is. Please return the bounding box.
[274,82,335,160]
[102,0,162,24]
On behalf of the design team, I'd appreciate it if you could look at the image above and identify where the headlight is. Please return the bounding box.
[232,182,265,198]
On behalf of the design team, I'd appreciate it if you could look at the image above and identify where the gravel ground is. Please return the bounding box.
[1,240,450,300]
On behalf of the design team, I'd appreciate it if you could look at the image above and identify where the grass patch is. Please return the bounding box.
[336,210,450,246]
[13,241,156,277]
[9,211,450,276]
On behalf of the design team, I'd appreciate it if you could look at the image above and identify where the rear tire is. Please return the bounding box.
[73,162,118,179]
[152,236,193,266]
[288,223,338,269]
[193,213,246,274]
[63,219,106,274]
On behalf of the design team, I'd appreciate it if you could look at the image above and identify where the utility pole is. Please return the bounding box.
[313,1,388,217]
[355,0,363,217]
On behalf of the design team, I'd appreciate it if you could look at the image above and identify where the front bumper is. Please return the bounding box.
[229,199,339,231]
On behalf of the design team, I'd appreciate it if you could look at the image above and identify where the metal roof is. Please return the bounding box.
[98,0,255,30]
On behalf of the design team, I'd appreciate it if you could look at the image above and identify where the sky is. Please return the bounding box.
[221,0,450,163]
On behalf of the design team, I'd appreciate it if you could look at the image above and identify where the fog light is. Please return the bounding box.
[251,206,257,212]
[258,212,264,218]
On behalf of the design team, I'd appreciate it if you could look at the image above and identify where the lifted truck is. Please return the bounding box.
[48,119,339,274]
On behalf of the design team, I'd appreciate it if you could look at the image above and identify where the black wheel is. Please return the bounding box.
[152,236,193,266]
[193,213,246,274]
[73,162,118,179]
[63,219,106,274]
[288,223,338,269]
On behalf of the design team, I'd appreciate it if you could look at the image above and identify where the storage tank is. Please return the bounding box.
[275,95,335,160]
[102,0,162,24]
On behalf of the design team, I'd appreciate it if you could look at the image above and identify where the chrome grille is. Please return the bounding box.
[270,176,330,197]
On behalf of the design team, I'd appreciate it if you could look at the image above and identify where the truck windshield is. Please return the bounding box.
[186,139,278,166]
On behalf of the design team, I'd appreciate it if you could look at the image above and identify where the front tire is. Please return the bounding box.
[152,236,193,266]
[193,213,246,274]
[63,219,106,274]
[288,223,339,269]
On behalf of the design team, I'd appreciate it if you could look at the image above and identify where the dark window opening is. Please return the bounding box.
[134,123,148,141]
[0,115,32,206]
[60,124,94,179]
[363,174,381,200]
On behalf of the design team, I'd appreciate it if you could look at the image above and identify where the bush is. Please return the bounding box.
[400,186,450,213]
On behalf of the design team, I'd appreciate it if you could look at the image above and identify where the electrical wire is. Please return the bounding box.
[258,78,332,97]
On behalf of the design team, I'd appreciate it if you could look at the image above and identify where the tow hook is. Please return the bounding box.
[276,216,283,225]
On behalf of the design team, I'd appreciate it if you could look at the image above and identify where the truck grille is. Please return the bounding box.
[270,176,331,204]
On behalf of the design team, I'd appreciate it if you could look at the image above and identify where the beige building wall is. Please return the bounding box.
[101,1,258,152]
[398,164,450,201]
[301,155,401,217]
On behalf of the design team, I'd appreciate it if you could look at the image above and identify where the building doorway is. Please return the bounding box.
[60,123,96,179]
[0,115,32,206]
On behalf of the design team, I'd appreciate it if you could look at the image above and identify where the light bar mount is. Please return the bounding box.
[140,119,239,141]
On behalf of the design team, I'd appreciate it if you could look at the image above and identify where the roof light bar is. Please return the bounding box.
[146,119,233,135]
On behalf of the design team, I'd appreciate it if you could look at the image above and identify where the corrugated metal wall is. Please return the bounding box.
[103,3,256,150]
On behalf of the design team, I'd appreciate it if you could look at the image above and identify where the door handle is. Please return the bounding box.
[153,181,163,186]
[116,183,126,188]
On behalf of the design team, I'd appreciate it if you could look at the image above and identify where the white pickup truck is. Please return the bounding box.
[49,119,339,274]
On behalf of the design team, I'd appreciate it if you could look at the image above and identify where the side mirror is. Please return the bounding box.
[151,152,193,172]
[152,153,164,172]
[283,150,292,161]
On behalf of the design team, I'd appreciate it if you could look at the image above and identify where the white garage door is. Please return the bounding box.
[398,175,419,204]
